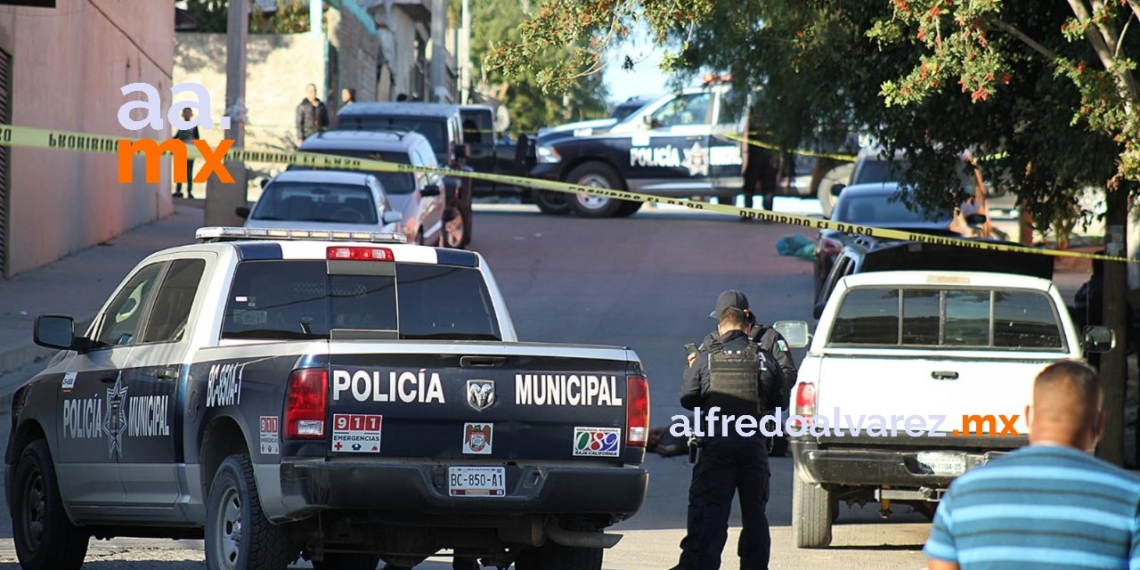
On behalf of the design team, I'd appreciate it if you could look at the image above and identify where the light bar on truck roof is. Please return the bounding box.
[195,226,408,244]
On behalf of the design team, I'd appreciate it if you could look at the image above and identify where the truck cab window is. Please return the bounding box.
[140,259,207,343]
[95,262,166,347]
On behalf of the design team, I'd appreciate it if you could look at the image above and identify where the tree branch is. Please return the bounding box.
[1068,0,1140,103]
[993,19,1058,60]
[1128,0,1140,23]
[1116,10,1134,59]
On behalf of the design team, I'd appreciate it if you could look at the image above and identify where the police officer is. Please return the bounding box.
[672,307,784,570]
[692,290,797,454]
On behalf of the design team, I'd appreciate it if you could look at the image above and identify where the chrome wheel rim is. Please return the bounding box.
[20,469,45,552]
[575,173,612,210]
[213,486,242,570]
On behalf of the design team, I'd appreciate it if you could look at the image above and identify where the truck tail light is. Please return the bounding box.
[626,375,649,447]
[285,368,327,439]
[793,382,816,428]
[327,246,393,261]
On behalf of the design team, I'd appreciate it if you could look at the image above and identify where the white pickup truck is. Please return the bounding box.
[780,270,1115,548]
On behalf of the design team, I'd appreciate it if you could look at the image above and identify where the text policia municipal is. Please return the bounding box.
[671,408,1022,438]
[331,370,624,406]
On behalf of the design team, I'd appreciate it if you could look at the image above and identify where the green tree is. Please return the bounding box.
[487,0,1138,464]
[182,0,316,34]
[472,0,611,134]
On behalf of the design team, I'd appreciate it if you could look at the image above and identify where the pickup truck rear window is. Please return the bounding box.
[221,261,501,341]
[829,286,1065,350]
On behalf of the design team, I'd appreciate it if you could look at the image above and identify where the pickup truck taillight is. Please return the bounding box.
[626,375,649,447]
[793,382,816,427]
[285,368,327,439]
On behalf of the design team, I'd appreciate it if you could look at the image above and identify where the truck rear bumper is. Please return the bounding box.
[272,460,648,520]
[791,438,1020,489]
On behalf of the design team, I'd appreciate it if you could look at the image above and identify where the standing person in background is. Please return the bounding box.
[295,83,329,147]
[341,87,355,106]
[172,107,199,199]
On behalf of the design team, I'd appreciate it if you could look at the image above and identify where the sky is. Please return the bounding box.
[601,24,671,106]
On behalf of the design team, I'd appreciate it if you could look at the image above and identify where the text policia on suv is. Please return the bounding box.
[670,408,1022,438]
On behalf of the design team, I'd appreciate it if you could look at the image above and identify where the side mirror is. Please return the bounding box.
[260,178,269,190]
[235,206,250,219]
[813,302,826,320]
[830,183,846,197]
[421,184,442,197]
[382,210,403,224]
[965,213,987,226]
[34,315,76,351]
[1083,325,1116,353]
[454,143,469,160]
[773,320,811,348]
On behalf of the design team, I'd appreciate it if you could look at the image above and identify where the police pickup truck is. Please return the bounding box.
[6,227,650,570]
[527,75,746,218]
[782,270,1115,549]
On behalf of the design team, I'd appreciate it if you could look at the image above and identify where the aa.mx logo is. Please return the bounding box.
[116,82,234,184]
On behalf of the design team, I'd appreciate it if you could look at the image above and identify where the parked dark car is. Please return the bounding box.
[813,182,988,301]
[814,238,1055,317]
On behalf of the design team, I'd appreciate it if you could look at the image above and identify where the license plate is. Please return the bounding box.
[448,466,505,497]
[917,451,966,476]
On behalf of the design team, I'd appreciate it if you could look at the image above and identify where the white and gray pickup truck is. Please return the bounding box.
[6,227,649,570]
[781,270,1115,548]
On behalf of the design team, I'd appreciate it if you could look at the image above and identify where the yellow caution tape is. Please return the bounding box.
[0,124,1130,263]
[721,133,859,162]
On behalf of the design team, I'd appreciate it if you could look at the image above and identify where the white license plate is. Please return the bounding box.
[917,452,967,476]
[448,467,506,497]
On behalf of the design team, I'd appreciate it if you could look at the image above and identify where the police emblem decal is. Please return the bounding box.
[102,373,128,459]
[681,142,709,177]
[463,423,493,455]
[466,380,495,411]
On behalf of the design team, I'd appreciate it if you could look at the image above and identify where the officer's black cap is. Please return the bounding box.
[709,290,749,319]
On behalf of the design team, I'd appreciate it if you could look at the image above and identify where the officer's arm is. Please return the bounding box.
[679,352,707,411]
[767,330,799,385]
[761,353,785,411]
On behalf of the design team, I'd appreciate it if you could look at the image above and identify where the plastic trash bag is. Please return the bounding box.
[776,234,814,257]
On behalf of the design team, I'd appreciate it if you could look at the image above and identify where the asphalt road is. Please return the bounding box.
[0,201,930,570]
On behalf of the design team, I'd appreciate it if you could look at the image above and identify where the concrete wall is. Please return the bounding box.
[175,32,326,161]
[1,0,174,276]
[326,5,381,114]
[373,5,426,101]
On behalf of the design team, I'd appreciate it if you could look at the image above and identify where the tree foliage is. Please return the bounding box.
[183,0,317,34]
[471,0,611,134]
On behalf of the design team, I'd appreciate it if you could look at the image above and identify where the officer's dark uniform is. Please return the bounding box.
[675,329,785,570]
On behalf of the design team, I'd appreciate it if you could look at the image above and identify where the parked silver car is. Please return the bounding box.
[237,170,403,234]
[295,130,462,247]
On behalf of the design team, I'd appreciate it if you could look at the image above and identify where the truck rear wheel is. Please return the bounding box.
[566,163,627,218]
[11,439,89,570]
[205,454,292,570]
[792,462,833,548]
[515,520,603,570]
[613,200,644,217]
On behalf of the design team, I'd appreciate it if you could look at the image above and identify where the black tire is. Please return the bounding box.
[440,200,469,249]
[792,462,833,548]
[613,200,644,217]
[768,435,789,457]
[514,520,603,570]
[566,163,625,218]
[205,454,292,570]
[534,190,571,215]
[312,553,380,570]
[11,439,89,570]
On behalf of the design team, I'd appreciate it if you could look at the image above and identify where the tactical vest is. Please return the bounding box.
[706,340,765,420]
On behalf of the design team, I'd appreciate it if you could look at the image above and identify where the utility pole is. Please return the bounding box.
[429,0,449,102]
[205,0,249,227]
[460,0,470,104]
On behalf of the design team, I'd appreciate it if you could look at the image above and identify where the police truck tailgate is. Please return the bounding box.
[320,343,647,469]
